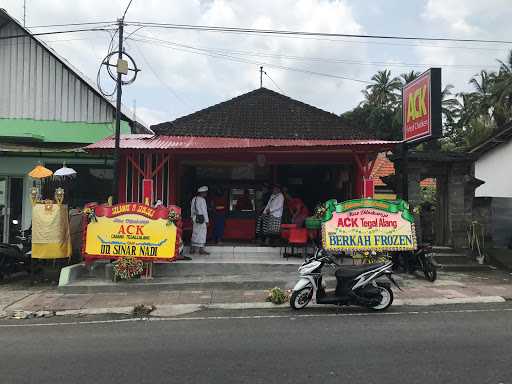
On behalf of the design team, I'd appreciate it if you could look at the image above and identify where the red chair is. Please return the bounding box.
[284,228,309,259]
[280,223,297,241]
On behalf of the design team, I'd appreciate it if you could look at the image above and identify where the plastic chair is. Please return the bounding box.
[280,223,297,241]
[284,228,309,259]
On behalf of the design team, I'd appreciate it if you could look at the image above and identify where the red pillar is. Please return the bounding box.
[118,153,127,203]
[142,154,154,206]
[168,156,177,206]
[353,152,375,199]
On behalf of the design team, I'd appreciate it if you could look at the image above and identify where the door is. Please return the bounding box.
[0,177,24,243]
[0,177,6,242]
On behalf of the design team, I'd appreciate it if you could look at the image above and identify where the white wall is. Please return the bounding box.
[475,140,512,198]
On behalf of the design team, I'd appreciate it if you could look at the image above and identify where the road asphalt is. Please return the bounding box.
[1,302,512,384]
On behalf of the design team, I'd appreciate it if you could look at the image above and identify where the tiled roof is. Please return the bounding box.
[371,152,436,188]
[371,153,396,187]
[151,88,374,140]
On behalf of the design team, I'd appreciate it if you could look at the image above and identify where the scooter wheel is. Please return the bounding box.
[423,259,437,282]
[368,285,394,311]
[290,287,313,310]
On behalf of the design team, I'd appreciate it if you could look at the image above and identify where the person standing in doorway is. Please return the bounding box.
[256,184,284,245]
[211,187,227,244]
[190,186,209,255]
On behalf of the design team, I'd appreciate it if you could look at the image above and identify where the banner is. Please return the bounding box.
[321,199,417,252]
[83,203,181,261]
[32,203,72,259]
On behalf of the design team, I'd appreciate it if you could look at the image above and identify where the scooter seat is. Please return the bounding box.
[335,263,387,280]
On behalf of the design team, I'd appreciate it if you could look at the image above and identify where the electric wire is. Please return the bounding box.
[128,40,190,108]
[0,27,114,41]
[125,21,512,45]
[122,0,135,20]
[26,21,116,28]
[130,37,372,84]
[263,71,285,93]
[127,33,502,71]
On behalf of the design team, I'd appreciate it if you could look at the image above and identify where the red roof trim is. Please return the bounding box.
[87,135,400,152]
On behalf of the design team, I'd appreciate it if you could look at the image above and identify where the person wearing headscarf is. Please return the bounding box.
[190,186,209,255]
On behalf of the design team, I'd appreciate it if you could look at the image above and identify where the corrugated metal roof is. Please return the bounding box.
[0,142,85,153]
[0,9,147,130]
[87,134,400,151]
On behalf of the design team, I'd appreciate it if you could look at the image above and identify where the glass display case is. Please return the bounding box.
[229,188,255,212]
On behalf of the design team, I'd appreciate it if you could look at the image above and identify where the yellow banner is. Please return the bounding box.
[32,204,72,259]
[85,214,177,260]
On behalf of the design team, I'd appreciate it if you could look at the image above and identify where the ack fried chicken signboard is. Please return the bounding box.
[402,68,442,143]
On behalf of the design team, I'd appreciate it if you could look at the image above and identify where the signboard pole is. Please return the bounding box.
[401,142,409,201]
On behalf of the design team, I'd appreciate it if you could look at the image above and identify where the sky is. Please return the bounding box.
[1,0,512,127]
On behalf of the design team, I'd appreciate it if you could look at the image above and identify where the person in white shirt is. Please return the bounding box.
[256,184,284,244]
[190,186,210,255]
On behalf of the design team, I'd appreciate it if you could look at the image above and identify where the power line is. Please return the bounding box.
[263,70,285,93]
[128,40,190,108]
[128,33,502,70]
[130,36,372,83]
[0,27,114,41]
[122,0,135,20]
[126,21,512,45]
[26,21,116,28]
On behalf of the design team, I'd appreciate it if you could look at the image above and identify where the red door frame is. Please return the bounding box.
[120,149,379,205]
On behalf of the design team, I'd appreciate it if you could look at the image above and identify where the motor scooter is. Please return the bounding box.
[0,221,32,280]
[290,248,400,311]
[392,245,437,282]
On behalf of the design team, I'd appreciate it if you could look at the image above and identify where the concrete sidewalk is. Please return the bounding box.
[1,270,511,319]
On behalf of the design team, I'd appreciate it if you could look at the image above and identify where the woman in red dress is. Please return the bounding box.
[287,195,310,227]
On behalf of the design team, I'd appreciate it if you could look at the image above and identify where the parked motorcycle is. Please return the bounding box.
[392,245,437,282]
[0,222,32,280]
[290,249,400,311]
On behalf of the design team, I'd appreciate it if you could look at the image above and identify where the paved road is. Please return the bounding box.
[1,304,512,384]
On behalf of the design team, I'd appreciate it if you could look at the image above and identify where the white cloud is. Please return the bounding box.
[1,0,511,126]
[135,106,172,127]
[2,0,370,123]
[422,0,511,35]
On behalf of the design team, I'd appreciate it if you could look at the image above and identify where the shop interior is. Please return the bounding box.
[179,161,355,242]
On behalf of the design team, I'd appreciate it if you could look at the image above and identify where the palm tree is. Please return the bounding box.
[492,50,512,125]
[441,84,460,126]
[469,70,494,118]
[400,70,420,85]
[362,69,402,108]
[495,50,512,102]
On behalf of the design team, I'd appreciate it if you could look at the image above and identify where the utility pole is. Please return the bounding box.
[23,0,26,27]
[112,18,124,204]
[260,66,263,88]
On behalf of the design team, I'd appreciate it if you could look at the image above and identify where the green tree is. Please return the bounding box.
[492,51,512,126]
[362,69,402,108]
[400,70,420,85]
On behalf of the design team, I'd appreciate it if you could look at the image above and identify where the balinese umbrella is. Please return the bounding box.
[28,164,53,179]
[53,163,77,179]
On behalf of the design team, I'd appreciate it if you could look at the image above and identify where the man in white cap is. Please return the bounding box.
[190,186,209,255]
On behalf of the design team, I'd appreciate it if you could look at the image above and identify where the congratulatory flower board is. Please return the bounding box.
[82,203,181,261]
[321,199,417,252]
